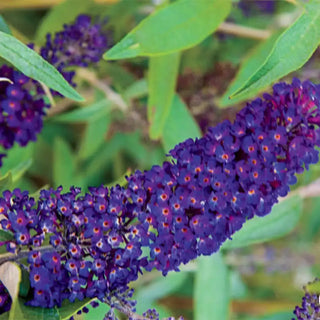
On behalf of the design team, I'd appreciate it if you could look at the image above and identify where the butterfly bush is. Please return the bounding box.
[0,78,319,311]
[0,15,108,164]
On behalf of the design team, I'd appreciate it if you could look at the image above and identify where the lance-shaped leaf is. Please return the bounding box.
[0,15,11,35]
[148,52,180,140]
[231,1,320,99]
[194,253,230,320]
[162,94,201,152]
[104,0,231,60]
[135,272,188,316]
[219,31,281,107]
[0,31,83,101]
[53,137,76,189]
[0,230,14,242]
[0,143,33,184]
[53,99,112,123]
[0,171,12,194]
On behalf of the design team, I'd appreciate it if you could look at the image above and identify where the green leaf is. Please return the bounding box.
[83,131,165,187]
[105,169,131,188]
[222,196,303,249]
[53,99,112,123]
[148,52,181,140]
[229,270,248,299]
[58,298,92,320]
[11,160,32,184]
[53,137,76,189]
[102,63,136,90]
[181,36,219,73]
[231,2,320,99]
[0,172,12,193]
[0,31,83,101]
[0,143,33,184]
[78,114,110,160]
[0,15,11,35]
[83,300,110,320]
[248,312,296,320]
[35,0,92,45]
[304,197,320,241]
[103,0,143,41]
[219,31,281,107]
[162,94,201,152]
[18,267,30,298]
[9,291,92,320]
[10,298,59,320]
[104,0,232,60]
[124,78,148,101]
[194,253,230,320]
[135,272,188,315]
[0,230,14,242]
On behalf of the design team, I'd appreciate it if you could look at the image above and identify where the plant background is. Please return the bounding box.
[1,0,320,319]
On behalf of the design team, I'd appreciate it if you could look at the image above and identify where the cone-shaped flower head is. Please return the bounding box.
[0,78,319,307]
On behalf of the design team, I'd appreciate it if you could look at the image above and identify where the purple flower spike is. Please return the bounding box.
[0,79,320,308]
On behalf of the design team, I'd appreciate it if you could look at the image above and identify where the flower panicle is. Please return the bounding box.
[0,78,320,309]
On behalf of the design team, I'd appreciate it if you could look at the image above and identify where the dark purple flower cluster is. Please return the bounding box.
[0,14,108,164]
[238,0,275,16]
[0,280,12,314]
[293,279,320,320]
[0,66,49,151]
[142,309,160,320]
[40,14,108,88]
[0,79,320,308]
